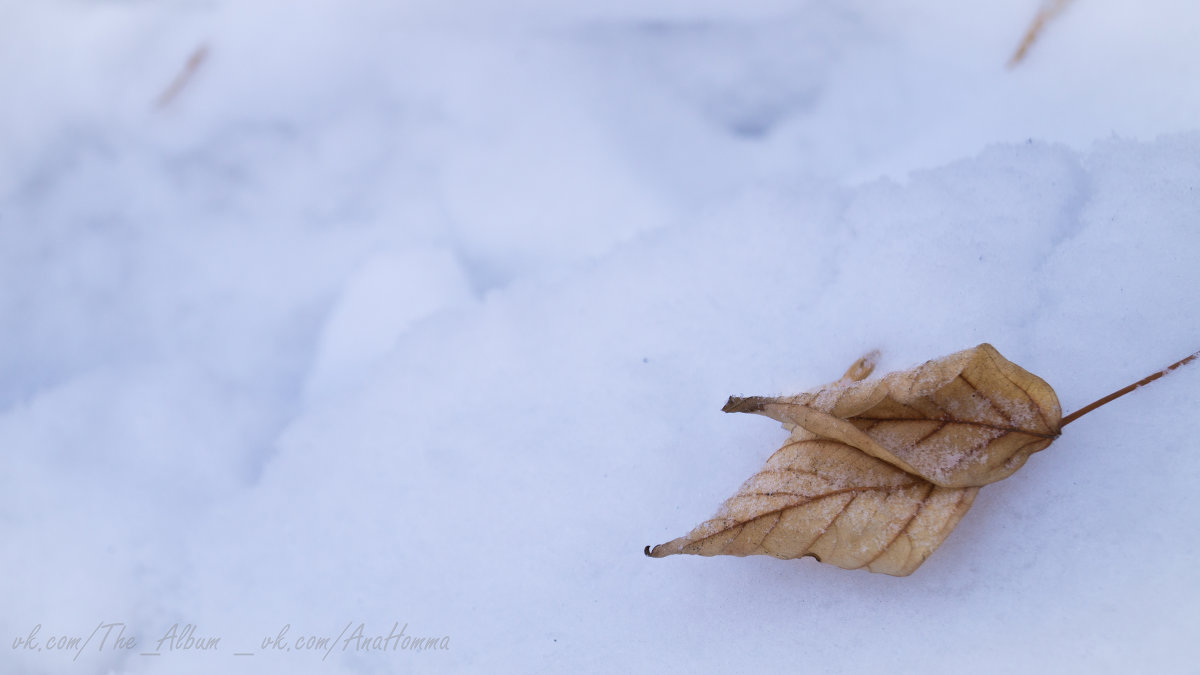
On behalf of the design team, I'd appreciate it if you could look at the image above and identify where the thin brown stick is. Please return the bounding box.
[156,44,209,109]
[1008,0,1074,68]
[1061,349,1200,426]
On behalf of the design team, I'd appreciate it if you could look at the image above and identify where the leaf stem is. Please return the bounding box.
[1060,349,1200,427]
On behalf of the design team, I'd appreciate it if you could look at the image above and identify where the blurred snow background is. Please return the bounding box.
[2,0,1199,673]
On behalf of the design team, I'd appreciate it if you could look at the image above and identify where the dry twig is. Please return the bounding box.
[1008,0,1075,67]
[156,44,209,108]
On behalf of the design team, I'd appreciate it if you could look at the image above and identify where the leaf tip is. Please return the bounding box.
[722,396,765,414]
[645,541,683,558]
[842,349,880,382]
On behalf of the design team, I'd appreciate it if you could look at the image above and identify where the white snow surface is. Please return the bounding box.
[3,1,1200,673]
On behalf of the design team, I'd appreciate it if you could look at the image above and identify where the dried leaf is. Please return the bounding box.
[724,344,1062,489]
[647,343,1197,576]
[646,428,980,576]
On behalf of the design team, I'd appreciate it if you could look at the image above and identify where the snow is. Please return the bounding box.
[2,0,1199,673]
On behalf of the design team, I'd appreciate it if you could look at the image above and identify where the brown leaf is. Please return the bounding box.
[725,343,1062,489]
[647,344,1060,576]
[646,430,980,575]
[648,344,1198,575]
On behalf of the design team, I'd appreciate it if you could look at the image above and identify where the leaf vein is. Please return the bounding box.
[981,345,1055,431]
[957,371,1014,425]
[850,417,1057,439]
[861,483,935,568]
